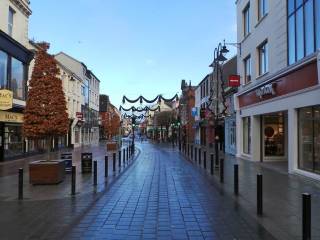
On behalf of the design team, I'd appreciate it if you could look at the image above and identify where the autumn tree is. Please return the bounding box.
[105,111,120,139]
[23,42,68,158]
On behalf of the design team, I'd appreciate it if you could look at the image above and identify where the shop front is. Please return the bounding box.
[236,54,320,179]
[0,110,25,161]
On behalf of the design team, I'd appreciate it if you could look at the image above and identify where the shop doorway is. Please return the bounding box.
[261,112,288,162]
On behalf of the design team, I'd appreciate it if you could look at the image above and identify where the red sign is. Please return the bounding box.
[228,75,240,87]
[76,112,83,120]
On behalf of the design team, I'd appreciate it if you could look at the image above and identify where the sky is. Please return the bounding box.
[29,0,237,108]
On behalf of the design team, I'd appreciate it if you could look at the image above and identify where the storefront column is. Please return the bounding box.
[236,112,242,158]
[251,115,261,162]
[288,108,298,173]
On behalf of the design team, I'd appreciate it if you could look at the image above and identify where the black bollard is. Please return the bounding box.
[257,174,263,215]
[215,142,219,169]
[210,154,214,175]
[105,156,108,177]
[234,164,239,195]
[179,141,181,151]
[71,166,76,195]
[195,147,197,163]
[187,144,190,157]
[198,148,201,165]
[118,151,121,168]
[302,193,311,240]
[123,149,125,165]
[93,161,97,186]
[191,145,193,160]
[127,147,129,161]
[220,158,224,183]
[203,151,207,169]
[113,153,116,172]
[18,168,23,200]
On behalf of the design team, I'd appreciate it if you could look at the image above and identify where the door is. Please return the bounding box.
[262,112,287,161]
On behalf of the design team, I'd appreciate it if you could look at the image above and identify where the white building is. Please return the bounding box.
[235,0,320,179]
[0,0,33,161]
[55,52,100,147]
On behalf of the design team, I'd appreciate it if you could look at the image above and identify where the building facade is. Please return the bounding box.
[55,52,100,147]
[0,0,33,161]
[235,0,320,179]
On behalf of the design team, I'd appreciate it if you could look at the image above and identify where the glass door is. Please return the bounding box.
[262,113,287,161]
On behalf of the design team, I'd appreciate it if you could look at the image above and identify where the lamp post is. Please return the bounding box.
[131,116,136,153]
[208,40,229,165]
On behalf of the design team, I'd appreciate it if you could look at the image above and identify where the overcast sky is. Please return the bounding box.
[29,0,236,108]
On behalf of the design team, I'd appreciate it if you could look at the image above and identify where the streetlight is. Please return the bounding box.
[208,40,229,166]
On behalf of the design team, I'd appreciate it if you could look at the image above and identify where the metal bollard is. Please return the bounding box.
[127,147,129,161]
[302,193,311,240]
[123,149,125,165]
[93,161,97,186]
[179,141,181,151]
[195,147,197,163]
[18,168,23,200]
[210,154,214,175]
[191,145,193,160]
[257,174,263,215]
[187,144,190,157]
[198,148,201,165]
[215,143,219,169]
[118,151,121,168]
[203,151,207,169]
[113,153,116,172]
[219,158,224,183]
[105,156,108,177]
[234,164,239,195]
[71,166,76,195]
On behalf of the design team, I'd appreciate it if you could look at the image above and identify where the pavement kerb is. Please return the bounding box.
[58,146,142,239]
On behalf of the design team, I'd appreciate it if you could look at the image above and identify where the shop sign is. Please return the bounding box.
[76,112,83,120]
[228,75,240,87]
[0,89,13,110]
[191,107,198,117]
[0,111,23,123]
[255,83,276,99]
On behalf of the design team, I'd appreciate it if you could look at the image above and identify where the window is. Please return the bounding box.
[258,0,268,20]
[8,8,14,36]
[11,58,25,100]
[243,117,251,154]
[258,41,268,75]
[298,106,320,174]
[243,55,251,84]
[288,0,318,64]
[243,4,250,37]
[0,51,8,88]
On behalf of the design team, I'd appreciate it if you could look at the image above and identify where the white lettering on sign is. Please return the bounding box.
[255,83,276,99]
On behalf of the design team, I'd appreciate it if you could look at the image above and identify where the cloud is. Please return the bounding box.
[145,58,156,66]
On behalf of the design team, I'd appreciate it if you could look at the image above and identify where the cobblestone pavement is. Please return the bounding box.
[66,143,275,240]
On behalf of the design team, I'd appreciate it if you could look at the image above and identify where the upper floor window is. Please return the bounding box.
[258,0,268,20]
[243,4,250,37]
[0,51,8,89]
[258,41,268,75]
[288,0,319,65]
[8,8,14,36]
[243,55,251,84]
[11,58,25,100]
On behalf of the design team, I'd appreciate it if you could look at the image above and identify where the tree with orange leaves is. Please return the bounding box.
[23,42,68,158]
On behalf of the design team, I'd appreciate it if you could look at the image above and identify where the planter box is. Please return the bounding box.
[29,160,65,185]
[106,142,117,152]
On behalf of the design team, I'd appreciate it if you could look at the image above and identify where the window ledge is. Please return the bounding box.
[242,81,252,87]
[241,32,251,43]
[256,72,269,81]
[255,13,268,28]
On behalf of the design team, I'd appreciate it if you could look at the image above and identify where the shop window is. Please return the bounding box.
[11,58,25,100]
[243,117,251,154]
[298,106,320,173]
[0,51,8,88]
[4,124,24,158]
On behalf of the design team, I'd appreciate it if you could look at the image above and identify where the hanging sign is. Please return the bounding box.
[228,75,240,87]
[76,112,83,120]
[0,89,13,110]
[191,107,198,117]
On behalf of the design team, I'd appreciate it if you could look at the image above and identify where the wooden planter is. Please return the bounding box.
[29,160,65,185]
[106,142,118,152]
